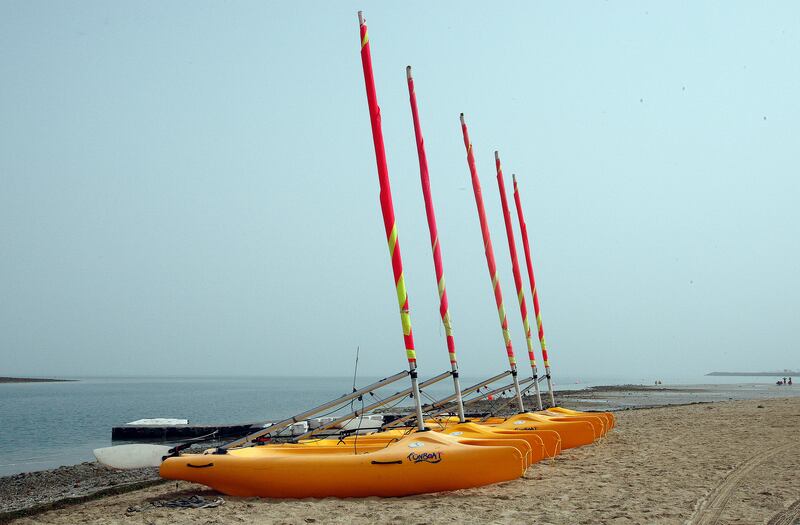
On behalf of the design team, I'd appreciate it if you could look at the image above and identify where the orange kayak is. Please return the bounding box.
[316,422,562,462]
[487,414,597,449]
[435,422,561,459]
[547,406,616,430]
[160,432,527,498]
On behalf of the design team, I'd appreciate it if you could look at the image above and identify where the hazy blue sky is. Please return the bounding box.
[2,2,798,380]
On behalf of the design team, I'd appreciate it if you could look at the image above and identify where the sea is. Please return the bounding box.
[0,374,794,477]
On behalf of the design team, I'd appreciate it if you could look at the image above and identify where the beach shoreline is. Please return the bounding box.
[3,394,799,524]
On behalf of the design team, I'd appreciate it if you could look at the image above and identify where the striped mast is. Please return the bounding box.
[495,152,543,410]
[406,66,465,423]
[358,12,426,431]
[459,114,525,412]
[512,174,556,407]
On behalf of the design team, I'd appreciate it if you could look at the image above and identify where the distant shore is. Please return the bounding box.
[0,377,76,384]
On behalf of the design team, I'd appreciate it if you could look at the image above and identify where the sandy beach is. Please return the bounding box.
[3,396,798,525]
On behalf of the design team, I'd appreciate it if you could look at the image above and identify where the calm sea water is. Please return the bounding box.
[0,374,788,476]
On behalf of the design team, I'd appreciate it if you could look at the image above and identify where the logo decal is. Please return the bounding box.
[407,441,425,449]
[408,451,443,464]
[450,431,463,436]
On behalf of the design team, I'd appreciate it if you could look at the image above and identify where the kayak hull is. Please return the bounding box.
[300,423,561,461]
[438,422,561,459]
[436,422,560,461]
[160,432,526,498]
[547,406,616,429]
[539,412,607,436]
[489,414,597,449]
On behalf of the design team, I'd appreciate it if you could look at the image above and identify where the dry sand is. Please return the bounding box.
[7,398,800,525]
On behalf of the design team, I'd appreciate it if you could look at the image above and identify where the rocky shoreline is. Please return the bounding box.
[0,463,161,523]
[0,442,221,523]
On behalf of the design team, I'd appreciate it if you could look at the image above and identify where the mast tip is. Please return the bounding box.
[406,65,412,79]
[494,150,500,161]
[357,11,364,24]
[459,113,465,124]
[512,173,517,183]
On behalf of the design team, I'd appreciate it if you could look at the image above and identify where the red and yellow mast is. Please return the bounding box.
[358,12,425,429]
[407,66,465,422]
[512,173,556,407]
[495,152,544,410]
[460,114,525,412]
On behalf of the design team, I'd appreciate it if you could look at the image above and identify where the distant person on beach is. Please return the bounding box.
[789,377,793,385]
[783,377,787,384]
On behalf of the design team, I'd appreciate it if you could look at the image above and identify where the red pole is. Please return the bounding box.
[495,152,543,410]
[357,12,425,429]
[406,66,465,422]
[512,173,556,407]
[459,113,525,412]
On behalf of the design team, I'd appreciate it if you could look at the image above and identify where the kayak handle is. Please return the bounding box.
[186,463,215,469]
[370,460,402,465]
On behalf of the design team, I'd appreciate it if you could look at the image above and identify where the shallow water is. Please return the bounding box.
[1,376,372,476]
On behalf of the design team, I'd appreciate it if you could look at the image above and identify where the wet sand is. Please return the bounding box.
[3,396,798,524]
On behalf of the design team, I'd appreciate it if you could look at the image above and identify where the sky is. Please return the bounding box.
[1,2,798,380]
